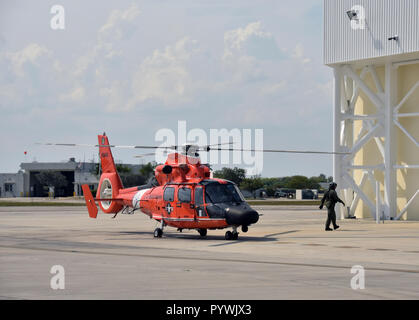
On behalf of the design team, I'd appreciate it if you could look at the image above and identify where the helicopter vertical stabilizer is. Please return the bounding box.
[96,133,124,213]
[82,184,98,218]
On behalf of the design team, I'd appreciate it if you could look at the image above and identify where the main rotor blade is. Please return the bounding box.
[201,141,235,148]
[133,151,169,158]
[36,142,349,155]
[133,153,156,158]
[36,143,177,150]
[36,142,236,151]
[209,148,350,155]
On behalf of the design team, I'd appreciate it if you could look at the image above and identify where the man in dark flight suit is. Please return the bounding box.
[319,182,345,231]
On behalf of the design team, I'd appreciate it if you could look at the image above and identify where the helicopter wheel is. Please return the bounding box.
[154,228,163,238]
[241,225,248,233]
[225,231,238,240]
[198,229,207,237]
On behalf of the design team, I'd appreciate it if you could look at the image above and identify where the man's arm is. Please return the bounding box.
[337,195,345,205]
[330,190,345,205]
[319,191,328,209]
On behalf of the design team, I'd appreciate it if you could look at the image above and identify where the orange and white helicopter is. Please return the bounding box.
[42,133,348,240]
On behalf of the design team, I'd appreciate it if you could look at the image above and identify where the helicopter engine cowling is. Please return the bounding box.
[154,153,211,185]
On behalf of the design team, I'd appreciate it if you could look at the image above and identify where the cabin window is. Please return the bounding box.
[195,187,204,206]
[178,187,191,203]
[163,187,175,202]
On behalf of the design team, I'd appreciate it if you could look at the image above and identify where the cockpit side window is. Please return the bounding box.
[178,187,191,203]
[233,185,245,201]
[163,187,175,202]
[205,183,244,204]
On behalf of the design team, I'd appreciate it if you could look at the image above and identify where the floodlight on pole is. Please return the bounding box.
[346,10,358,21]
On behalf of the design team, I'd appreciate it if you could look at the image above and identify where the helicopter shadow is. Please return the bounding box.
[112,230,301,245]
[167,229,301,246]
[109,231,159,239]
[114,231,157,236]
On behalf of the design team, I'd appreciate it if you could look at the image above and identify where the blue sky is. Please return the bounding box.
[0,0,335,177]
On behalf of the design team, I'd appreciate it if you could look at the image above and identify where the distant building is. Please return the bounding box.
[0,158,142,198]
[0,172,24,197]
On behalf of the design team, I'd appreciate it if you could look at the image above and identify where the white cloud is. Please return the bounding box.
[0,84,17,103]
[99,3,141,42]
[56,4,142,110]
[221,22,284,85]
[74,4,140,77]
[99,80,129,112]
[126,37,199,109]
[60,86,85,102]
[223,22,281,61]
[0,43,58,110]
[261,81,287,95]
[292,43,311,64]
[5,43,51,77]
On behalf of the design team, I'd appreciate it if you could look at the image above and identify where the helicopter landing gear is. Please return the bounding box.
[154,220,164,238]
[225,227,239,240]
[154,228,163,238]
[225,231,233,240]
[198,228,207,237]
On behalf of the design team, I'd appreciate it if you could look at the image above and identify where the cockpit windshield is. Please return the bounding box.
[205,183,245,204]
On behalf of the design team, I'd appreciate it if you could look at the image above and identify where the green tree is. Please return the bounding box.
[307,177,321,190]
[213,167,246,185]
[139,162,157,179]
[285,175,310,189]
[240,176,264,193]
[258,177,281,196]
[319,173,327,182]
[120,174,146,188]
[116,164,132,174]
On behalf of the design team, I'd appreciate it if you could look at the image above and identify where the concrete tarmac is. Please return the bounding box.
[1,206,419,299]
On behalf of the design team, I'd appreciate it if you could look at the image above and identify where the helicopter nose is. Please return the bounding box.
[225,207,259,226]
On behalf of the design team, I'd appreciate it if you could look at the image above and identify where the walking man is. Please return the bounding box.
[319,182,345,231]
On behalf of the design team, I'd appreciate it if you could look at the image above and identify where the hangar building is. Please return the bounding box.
[0,159,142,198]
[324,0,419,220]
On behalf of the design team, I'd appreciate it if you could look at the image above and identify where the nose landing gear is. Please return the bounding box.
[154,220,165,238]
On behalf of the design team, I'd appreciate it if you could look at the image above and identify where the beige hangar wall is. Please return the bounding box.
[353,64,419,220]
